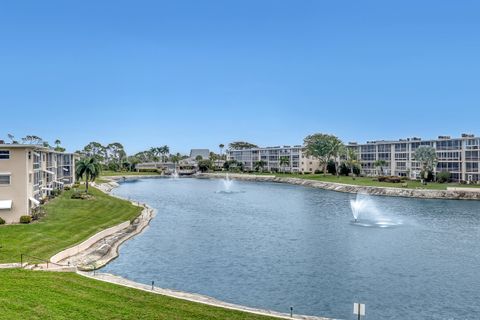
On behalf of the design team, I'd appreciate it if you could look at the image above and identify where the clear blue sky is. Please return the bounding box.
[1,1,479,154]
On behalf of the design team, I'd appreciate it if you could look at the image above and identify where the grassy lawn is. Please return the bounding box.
[0,269,275,320]
[101,170,160,177]
[237,172,480,190]
[0,186,142,264]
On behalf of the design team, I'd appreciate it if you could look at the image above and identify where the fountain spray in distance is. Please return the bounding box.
[349,193,402,228]
[223,173,233,192]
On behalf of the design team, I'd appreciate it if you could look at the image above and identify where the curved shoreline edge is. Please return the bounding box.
[199,173,480,200]
[51,178,333,320]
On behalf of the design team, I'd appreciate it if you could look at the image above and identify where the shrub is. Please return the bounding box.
[420,170,434,182]
[326,160,336,175]
[352,165,361,176]
[50,189,62,197]
[71,191,95,200]
[0,217,5,225]
[378,176,402,183]
[314,169,323,174]
[31,207,46,221]
[64,186,71,191]
[19,215,32,224]
[339,163,350,176]
[437,171,451,183]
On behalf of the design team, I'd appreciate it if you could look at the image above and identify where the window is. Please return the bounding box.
[0,175,10,185]
[0,150,10,159]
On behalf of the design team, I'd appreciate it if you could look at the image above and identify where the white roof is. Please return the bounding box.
[42,170,55,175]
[42,187,53,191]
[29,197,40,206]
[0,200,12,210]
[0,172,11,175]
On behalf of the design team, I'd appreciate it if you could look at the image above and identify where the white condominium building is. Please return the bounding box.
[227,145,321,173]
[347,134,480,182]
[0,143,76,224]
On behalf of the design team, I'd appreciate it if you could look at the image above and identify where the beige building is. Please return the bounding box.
[347,133,480,182]
[227,146,321,173]
[0,143,76,224]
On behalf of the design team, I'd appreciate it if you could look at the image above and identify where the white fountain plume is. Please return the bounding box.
[349,193,401,228]
[223,173,233,192]
[171,169,179,180]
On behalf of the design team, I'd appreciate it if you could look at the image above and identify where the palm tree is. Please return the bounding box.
[161,145,170,162]
[219,144,225,157]
[7,134,17,143]
[374,160,387,176]
[279,156,290,174]
[414,146,437,183]
[75,158,101,193]
[254,160,266,172]
[149,147,161,163]
[345,148,359,179]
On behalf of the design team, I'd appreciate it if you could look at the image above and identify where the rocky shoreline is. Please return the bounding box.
[199,173,480,200]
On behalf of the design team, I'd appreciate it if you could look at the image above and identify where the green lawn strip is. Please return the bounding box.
[245,173,480,190]
[0,186,142,264]
[0,269,277,320]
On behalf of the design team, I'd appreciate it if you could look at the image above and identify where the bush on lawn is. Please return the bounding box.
[0,217,5,225]
[377,176,402,183]
[436,171,451,183]
[71,191,95,200]
[19,215,32,224]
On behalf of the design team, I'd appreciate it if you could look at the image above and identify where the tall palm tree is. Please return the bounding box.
[161,145,170,162]
[345,148,359,179]
[254,160,266,172]
[75,158,101,193]
[279,156,290,174]
[374,159,387,176]
[149,147,161,163]
[219,144,225,156]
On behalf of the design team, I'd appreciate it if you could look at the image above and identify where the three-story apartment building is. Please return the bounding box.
[347,134,480,182]
[227,145,321,173]
[0,143,76,224]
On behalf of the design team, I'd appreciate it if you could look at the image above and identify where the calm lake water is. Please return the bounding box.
[102,178,480,319]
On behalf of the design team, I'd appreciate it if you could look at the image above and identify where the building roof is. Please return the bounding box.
[0,143,76,155]
[190,149,210,159]
[0,143,48,150]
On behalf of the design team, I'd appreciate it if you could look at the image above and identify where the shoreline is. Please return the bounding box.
[199,172,480,200]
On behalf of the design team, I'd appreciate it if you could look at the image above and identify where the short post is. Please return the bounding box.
[353,303,365,320]
[290,306,293,318]
[151,281,154,290]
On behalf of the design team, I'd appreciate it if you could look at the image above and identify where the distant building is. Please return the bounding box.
[190,149,210,160]
[227,145,321,173]
[347,133,480,182]
[0,143,76,224]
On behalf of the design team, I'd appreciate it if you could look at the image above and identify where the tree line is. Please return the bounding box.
[5,133,66,152]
